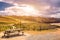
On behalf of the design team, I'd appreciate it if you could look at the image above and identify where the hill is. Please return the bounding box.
[0,16,59,24]
[0,16,60,31]
[6,16,57,23]
[0,16,18,24]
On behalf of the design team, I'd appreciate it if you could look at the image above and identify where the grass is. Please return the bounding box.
[0,16,58,32]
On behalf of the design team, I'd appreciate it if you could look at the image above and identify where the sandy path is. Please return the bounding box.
[0,33,31,40]
[27,29,60,40]
[0,29,60,40]
[27,32,60,40]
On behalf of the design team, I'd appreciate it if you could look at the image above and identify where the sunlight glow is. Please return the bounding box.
[19,4,36,13]
[5,4,39,16]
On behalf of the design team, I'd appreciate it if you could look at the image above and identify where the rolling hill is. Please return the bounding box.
[0,15,60,24]
[0,15,60,31]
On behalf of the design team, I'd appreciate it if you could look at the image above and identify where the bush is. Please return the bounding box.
[0,23,57,32]
[14,23,56,31]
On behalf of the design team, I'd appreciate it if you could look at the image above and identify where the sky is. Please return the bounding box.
[0,0,60,18]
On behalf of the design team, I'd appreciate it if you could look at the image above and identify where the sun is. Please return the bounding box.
[21,5,34,12]
[6,4,39,16]
[19,4,37,13]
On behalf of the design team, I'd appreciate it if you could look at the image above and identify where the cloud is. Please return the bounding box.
[0,0,3,1]
[0,0,60,18]
[2,0,60,7]
[0,4,41,16]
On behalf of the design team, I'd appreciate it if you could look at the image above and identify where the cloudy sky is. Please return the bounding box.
[0,0,60,18]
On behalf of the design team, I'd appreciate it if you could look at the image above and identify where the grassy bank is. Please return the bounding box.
[0,23,58,32]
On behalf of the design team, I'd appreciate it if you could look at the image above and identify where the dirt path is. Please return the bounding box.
[0,33,31,40]
[27,32,60,40]
[27,29,60,40]
[0,29,60,40]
